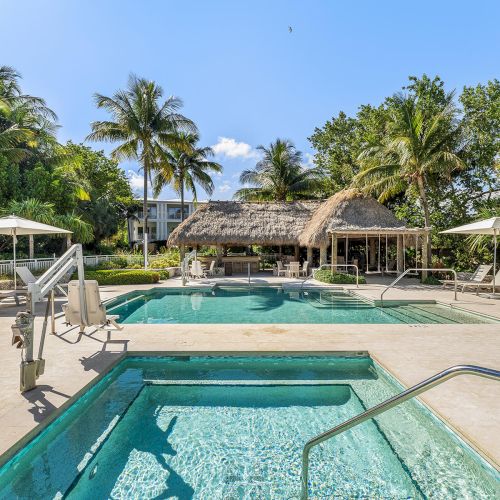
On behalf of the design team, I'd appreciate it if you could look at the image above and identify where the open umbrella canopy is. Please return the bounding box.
[0,215,72,290]
[441,217,499,296]
[0,215,72,236]
[440,217,500,235]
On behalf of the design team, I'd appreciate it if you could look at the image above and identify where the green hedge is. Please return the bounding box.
[313,270,366,285]
[72,269,161,285]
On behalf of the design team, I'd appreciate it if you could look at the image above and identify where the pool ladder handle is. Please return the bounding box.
[300,264,360,290]
[300,364,500,500]
[380,267,458,306]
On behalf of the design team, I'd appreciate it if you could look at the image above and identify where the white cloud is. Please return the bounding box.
[218,181,232,193]
[304,153,315,168]
[127,170,143,194]
[212,137,258,159]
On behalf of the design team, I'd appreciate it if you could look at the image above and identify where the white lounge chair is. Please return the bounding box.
[463,269,500,295]
[442,264,492,291]
[16,266,67,296]
[62,280,123,336]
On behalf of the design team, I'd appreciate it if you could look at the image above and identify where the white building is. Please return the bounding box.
[129,199,199,245]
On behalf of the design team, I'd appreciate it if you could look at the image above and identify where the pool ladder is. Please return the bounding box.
[300,365,500,499]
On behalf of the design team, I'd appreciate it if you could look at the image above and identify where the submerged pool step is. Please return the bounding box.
[143,379,351,386]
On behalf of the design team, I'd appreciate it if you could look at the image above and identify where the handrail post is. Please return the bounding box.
[300,365,500,499]
[380,268,458,306]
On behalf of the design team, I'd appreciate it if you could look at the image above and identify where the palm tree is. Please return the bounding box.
[0,65,57,162]
[86,74,195,265]
[234,139,321,201]
[153,132,222,221]
[354,92,464,261]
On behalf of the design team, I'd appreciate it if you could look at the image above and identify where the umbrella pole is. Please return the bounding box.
[13,230,16,290]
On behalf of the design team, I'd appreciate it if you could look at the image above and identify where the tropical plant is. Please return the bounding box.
[153,132,222,220]
[87,74,195,259]
[354,92,464,260]
[234,139,321,201]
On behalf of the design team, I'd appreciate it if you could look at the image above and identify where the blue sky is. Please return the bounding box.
[1,0,499,200]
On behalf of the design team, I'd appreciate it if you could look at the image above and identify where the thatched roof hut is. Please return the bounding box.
[168,200,322,246]
[298,188,408,247]
[168,189,425,249]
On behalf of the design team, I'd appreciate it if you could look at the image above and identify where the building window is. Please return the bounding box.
[137,204,157,219]
[167,206,189,220]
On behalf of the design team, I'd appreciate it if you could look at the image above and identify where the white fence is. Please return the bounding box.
[0,254,166,276]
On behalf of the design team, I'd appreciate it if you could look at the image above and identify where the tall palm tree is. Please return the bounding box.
[153,132,222,221]
[354,92,464,261]
[0,65,57,162]
[234,139,321,201]
[86,74,195,264]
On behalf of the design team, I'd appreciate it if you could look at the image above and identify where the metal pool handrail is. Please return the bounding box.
[380,267,458,305]
[300,365,500,500]
[300,264,359,289]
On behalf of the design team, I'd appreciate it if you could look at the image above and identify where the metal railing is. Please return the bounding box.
[300,364,500,499]
[300,264,359,289]
[380,268,458,305]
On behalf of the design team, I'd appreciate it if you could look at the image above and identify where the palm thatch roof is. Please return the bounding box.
[167,200,322,246]
[168,189,421,248]
[298,189,408,247]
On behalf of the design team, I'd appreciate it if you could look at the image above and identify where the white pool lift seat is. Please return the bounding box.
[62,280,122,337]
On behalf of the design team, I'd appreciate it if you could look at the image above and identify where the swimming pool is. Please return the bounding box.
[106,286,495,324]
[0,356,497,498]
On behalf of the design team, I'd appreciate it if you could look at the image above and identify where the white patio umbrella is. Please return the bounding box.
[441,217,500,295]
[0,215,72,289]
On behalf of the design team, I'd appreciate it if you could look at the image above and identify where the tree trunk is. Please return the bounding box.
[180,175,185,222]
[143,161,149,269]
[417,176,432,265]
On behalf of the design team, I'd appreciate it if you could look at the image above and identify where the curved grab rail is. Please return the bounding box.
[300,264,359,289]
[300,364,500,499]
[380,267,458,305]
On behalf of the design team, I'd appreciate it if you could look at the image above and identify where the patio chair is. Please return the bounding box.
[463,268,500,295]
[441,264,492,291]
[299,261,309,277]
[190,261,206,279]
[205,260,216,277]
[276,261,287,277]
[288,262,301,278]
[62,280,123,337]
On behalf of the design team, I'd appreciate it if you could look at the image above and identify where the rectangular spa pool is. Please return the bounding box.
[0,356,497,499]
[106,286,495,324]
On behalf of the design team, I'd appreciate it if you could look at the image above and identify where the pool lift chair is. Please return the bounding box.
[10,243,121,393]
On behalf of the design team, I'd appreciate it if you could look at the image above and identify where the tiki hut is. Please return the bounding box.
[168,189,428,274]
[168,200,322,247]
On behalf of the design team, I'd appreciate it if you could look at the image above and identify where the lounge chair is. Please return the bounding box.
[276,261,287,277]
[16,266,67,296]
[62,280,123,336]
[299,261,309,277]
[442,264,492,291]
[463,269,500,295]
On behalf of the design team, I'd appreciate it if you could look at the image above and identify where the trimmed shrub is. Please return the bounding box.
[73,269,160,285]
[94,258,129,270]
[157,270,170,280]
[421,275,442,286]
[313,269,366,285]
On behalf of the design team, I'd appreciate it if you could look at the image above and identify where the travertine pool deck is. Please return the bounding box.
[0,277,498,471]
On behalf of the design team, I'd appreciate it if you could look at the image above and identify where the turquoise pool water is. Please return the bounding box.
[107,287,494,324]
[0,356,497,498]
